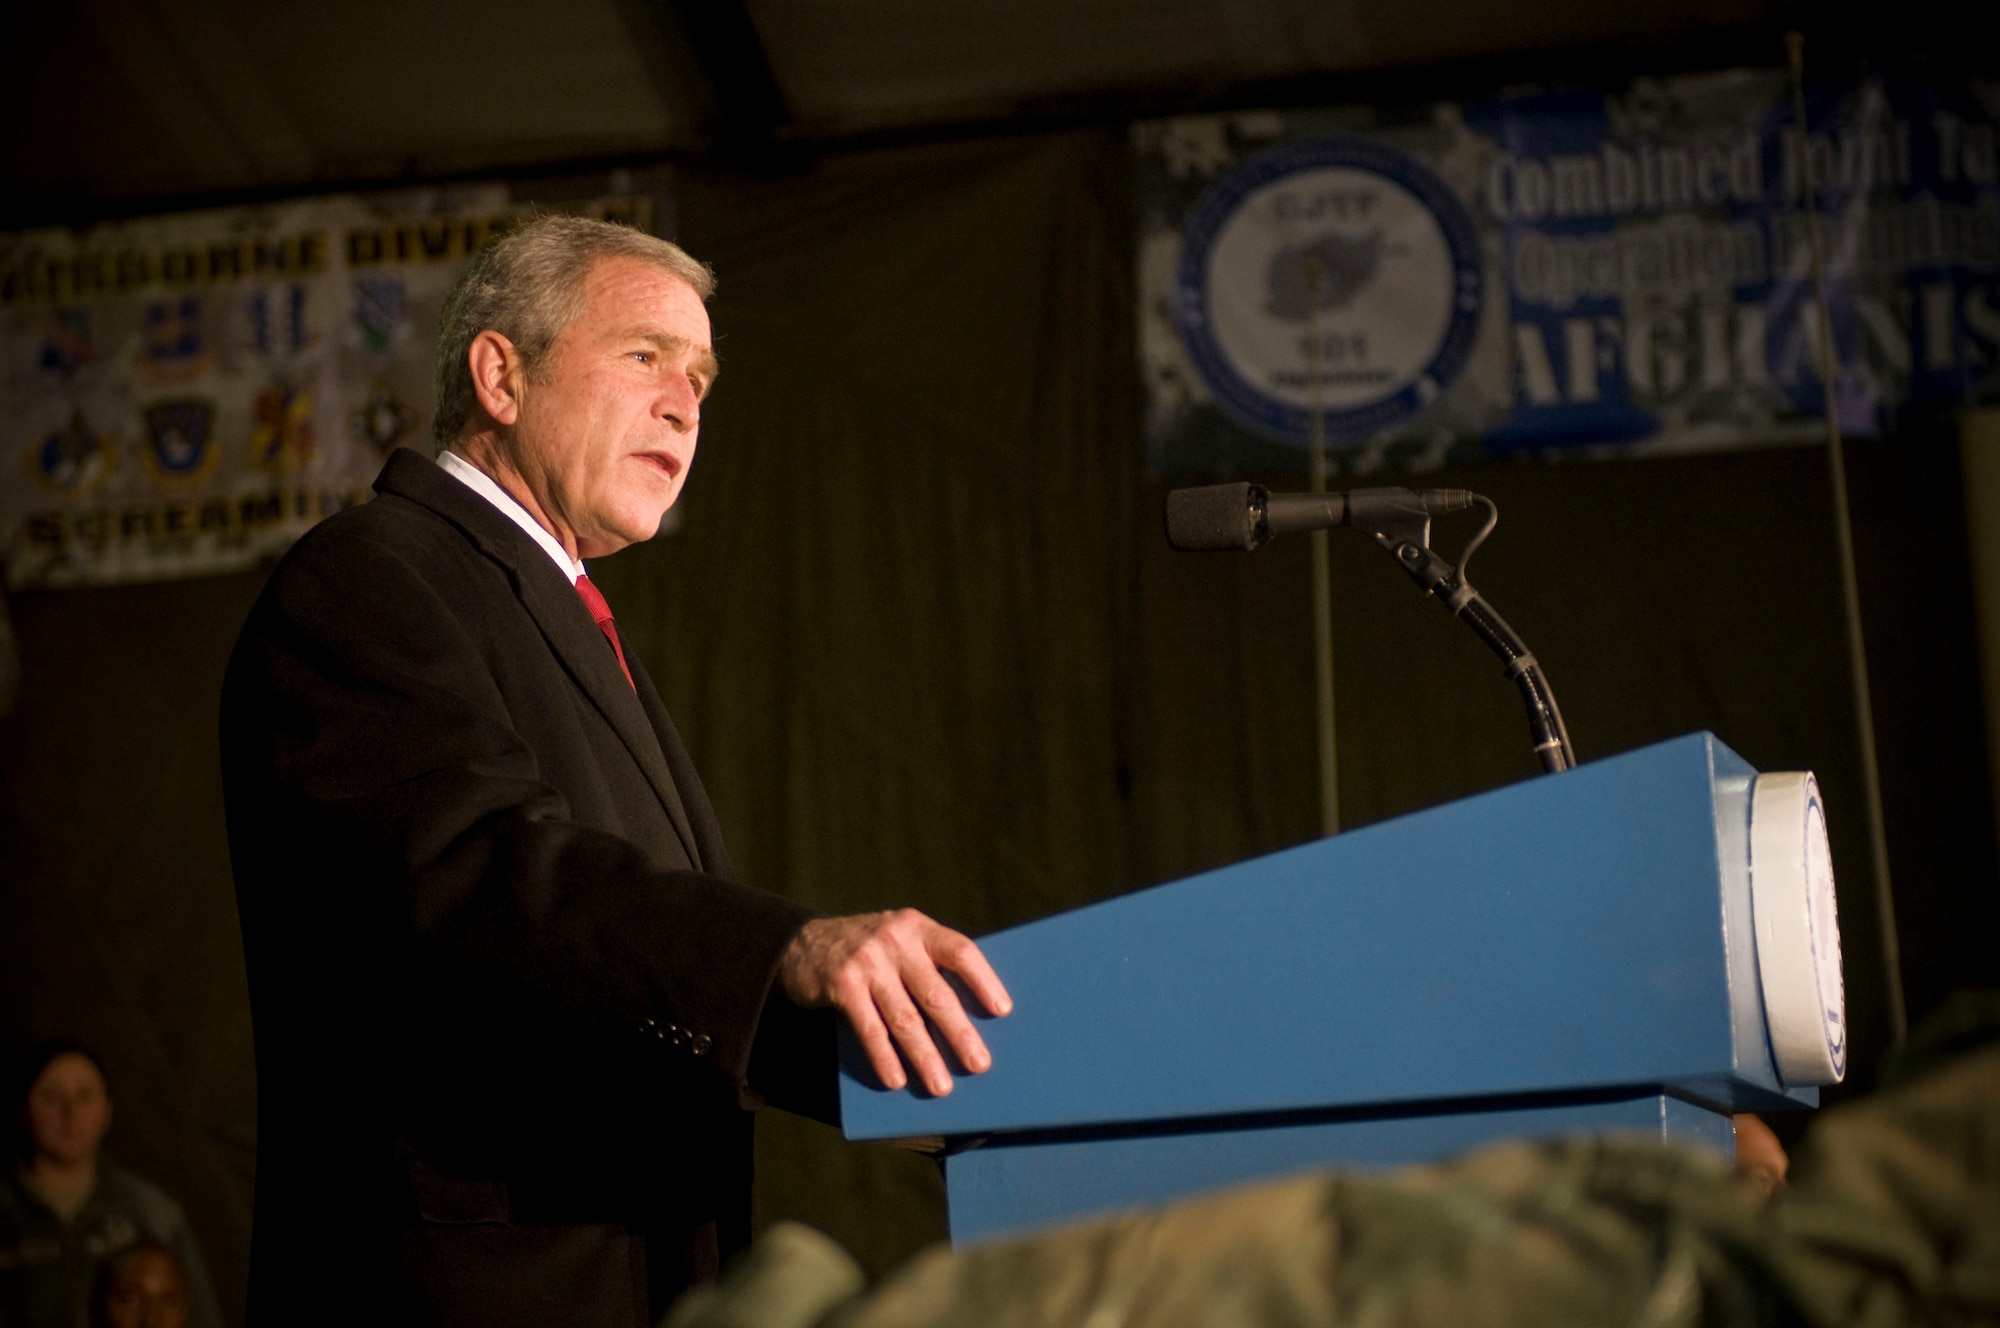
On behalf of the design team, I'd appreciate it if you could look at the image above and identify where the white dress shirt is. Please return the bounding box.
[437,449,584,585]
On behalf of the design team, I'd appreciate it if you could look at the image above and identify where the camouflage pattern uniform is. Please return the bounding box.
[670,997,2000,1328]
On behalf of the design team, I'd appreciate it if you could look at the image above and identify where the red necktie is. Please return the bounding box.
[573,575,635,690]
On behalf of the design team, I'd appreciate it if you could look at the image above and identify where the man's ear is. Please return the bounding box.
[467,330,526,427]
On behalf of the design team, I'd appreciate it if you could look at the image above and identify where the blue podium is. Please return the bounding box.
[838,733,1844,1244]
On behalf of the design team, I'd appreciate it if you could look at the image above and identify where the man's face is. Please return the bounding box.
[100,1246,190,1328]
[509,256,716,558]
[24,1052,111,1167]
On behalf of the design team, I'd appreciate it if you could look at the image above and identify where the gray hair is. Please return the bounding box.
[431,214,715,448]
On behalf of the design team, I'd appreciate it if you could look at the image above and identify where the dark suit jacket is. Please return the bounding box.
[220,449,833,1327]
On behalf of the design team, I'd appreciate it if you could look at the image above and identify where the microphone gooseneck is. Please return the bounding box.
[1162,482,1575,775]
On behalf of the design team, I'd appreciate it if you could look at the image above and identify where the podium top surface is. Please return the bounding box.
[840,732,1797,1142]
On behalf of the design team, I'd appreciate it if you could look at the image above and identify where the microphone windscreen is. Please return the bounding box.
[1166,483,1262,551]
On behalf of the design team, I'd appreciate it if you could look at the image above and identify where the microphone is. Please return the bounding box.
[1164,483,1476,552]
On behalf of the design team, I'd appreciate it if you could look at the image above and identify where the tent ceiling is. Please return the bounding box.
[4,0,1872,223]
[755,0,1807,133]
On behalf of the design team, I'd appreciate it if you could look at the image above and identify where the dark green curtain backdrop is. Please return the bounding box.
[2,128,1995,1321]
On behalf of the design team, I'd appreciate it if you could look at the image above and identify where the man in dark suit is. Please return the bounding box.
[219,216,1010,1327]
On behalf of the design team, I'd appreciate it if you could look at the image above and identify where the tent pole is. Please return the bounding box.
[1305,261,1340,837]
[1787,31,1907,1045]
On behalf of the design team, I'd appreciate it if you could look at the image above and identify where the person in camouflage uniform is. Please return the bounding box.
[669,991,2000,1328]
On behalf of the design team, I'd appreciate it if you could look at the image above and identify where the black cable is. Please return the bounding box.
[1453,496,1499,587]
[1455,595,1574,772]
[1383,495,1576,773]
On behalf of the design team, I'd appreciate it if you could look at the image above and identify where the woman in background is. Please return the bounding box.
[0,1042,220,1328]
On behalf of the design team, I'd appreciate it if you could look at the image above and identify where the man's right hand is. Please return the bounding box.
[777,910,1012,1097]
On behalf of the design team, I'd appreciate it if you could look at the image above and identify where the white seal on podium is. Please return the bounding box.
[1750,771,1847,1086]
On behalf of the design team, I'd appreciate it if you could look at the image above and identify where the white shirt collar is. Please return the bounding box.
[437,449,584,584]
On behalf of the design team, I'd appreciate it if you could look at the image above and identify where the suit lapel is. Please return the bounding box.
[516,570,705,871]
[374,449,705,871]
[629,661,729,879]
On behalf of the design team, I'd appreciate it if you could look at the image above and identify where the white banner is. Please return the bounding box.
[1139,69,2000,476]
[1,186,653,588]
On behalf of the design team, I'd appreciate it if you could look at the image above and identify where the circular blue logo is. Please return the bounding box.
[1173,137,1484,447]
